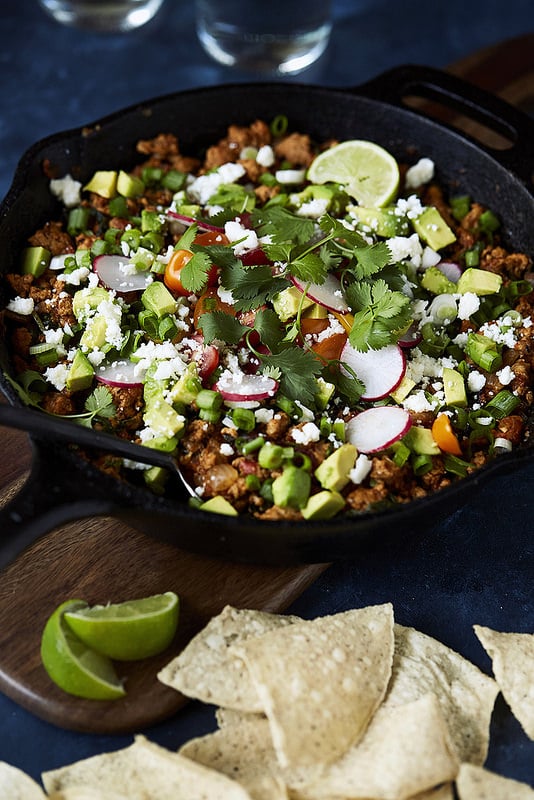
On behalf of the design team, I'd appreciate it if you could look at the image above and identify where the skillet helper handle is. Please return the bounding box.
[0,441,115,571]
[354,64,534,187]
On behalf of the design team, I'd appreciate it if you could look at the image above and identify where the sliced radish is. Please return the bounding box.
[346,406,412,454]
[96,359,143,387]
[291,273,349,313]
[167,211,224,234]
[398,323,422,348]
[215,372,279,402]
[93,254,153,293]
[436,261,462,283]
[340,341,406,401]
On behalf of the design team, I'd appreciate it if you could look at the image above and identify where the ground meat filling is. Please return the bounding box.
[3,119,533,521]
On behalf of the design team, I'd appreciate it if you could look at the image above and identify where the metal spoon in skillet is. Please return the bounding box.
[0,404,197,499]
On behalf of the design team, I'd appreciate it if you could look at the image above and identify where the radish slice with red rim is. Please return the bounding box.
[93,255,153,293]
[346,407,412,454]
[398,323,422,348]
[291,273,350,313]
[167,210,224,234]
[215,372,279,402]
[340,341,406,401]
[96,359,143,387]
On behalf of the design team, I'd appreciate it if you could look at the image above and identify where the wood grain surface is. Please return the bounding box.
[0,34,532,734]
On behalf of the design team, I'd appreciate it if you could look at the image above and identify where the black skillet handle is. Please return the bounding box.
[0,441,115,571]
[354,64,534,189]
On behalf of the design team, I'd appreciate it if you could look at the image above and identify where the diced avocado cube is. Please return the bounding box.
[390,374,416,403]
[144,466,169,495]
[144,400,185,438]
[141,282,177,318]
[168,363,201,405]
[72,286,110,321]
[315,443,358,491]
[66,350,94,392]
[457,268,502,296]
[403,426,440,456]
[301,490,345,520]
[80,315,108,350]
[442,367,467,407]
[21,246,51,278]
[315,378,336,411]
[302,302,329,320]
[271,465,311,509]
[199,496,238,516]
[83,170,118,199]
[351,206,410,237]
[272,286,314,322]
[117,170,145,198]
[421,266,457,296]
[412,207,456,250]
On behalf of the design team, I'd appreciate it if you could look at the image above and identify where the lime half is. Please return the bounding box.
[64,592,180,661]
[41,600,126,700]
[307,140,400,207]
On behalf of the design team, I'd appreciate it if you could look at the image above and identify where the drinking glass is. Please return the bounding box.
[37,0,165,32]
[195,0,332,75]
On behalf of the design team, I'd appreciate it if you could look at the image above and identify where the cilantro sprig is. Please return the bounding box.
[345,279,412,352]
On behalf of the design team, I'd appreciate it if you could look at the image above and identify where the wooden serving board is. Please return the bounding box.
[1,35,533,734]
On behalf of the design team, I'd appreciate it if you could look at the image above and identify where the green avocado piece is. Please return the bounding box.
[442,367,467,407]
[421,266,457,296]
[412,207,456,250]
[457,268,502,296]
[272,286,314,322]
[271,465,311,509]
[66,350,94,392]
[315,443,358,491]
[301,490,345,520]
[72,286,110,322]
[83,170,118,199]
[117,170,145,198]
[21,246,51,277]
[80,315,109,350]
[141,282,177,318]
[351,206,410,237]
[199,496,238,516]
[143,400,185,438]
[403,426,440,456]
[169,363,202,405]
[143,466,169,495]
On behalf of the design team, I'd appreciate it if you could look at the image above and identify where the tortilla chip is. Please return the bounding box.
[158,605,300,712]
[411,786,455,800]
[233,604,394,774]
[456,762,534,799]
[48,789,129,799]
[473,624,534,740]
[0,761,46,799]
[383,625,498,764]
[42,735,252,800]
[180,715,288,800]
[293,693,459,800]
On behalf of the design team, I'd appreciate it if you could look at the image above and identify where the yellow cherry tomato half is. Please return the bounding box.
[164,249,193,296]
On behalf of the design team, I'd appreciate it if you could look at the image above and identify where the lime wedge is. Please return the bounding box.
[64,592,180,661]
[307,140,400,207]
[41,600,126,700]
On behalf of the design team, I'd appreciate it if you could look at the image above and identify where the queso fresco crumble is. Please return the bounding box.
[3,119,534,521]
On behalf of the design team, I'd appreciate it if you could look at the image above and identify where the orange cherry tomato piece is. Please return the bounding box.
[311,332,348,362]
[300,317,330,336]
[431,413,463,456]
[164,248,193,296]
[194,230,229,286]
[193,286,236,331]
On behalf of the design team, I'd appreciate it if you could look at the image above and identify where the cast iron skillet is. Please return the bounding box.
[1,65,533,568]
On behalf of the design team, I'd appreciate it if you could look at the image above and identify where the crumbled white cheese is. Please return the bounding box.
[219,443,235,457]
[7,296,34,315]
[480,320,517,348]
[49,254,70,271]
[50,174,82,208]
[296,198,329,219]
[405,348,443,385]
[496,365,514,386]
[255,408,275,424]
[405,158,435,189]
[421,247,441,269]
[224,219,259,255]
[402,390,439,412]
[217,286,235,305]
[386,233,423,266]
[44,363,69,391]
[457,292,481,320]
[349,454,372,484]
[256,145,275,168]
[58,266,90,286]
[467,370,486,393]
[290,422,321,445]
[394,194,424,219]
[187,162,246,205]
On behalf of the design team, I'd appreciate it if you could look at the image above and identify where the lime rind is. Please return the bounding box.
[307,139,400,208]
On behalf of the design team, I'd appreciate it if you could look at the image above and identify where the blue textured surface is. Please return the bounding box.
[1,0,534,788]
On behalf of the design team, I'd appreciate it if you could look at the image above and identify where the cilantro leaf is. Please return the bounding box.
[289,250,328,285]
[346,278,411,351]
[199,311,249,345]
[174,224,198,252]
[353,242,391,277]
[220,261,289,311]
[251,206,315,245]
[85,385,115,419]
[252,308,285,353]
[260,348,322,405]
[180,251,214,294]
[327,369,364,404]
[318,213,367,247]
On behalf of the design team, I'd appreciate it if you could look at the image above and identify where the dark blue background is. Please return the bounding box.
[1,0,534,789]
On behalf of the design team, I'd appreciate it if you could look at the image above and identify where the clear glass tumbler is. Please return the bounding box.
[195,0,332,75]
[37,0,165,32]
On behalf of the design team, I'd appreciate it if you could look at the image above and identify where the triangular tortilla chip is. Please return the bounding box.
[456,762,534,799]
[294,694,459,800]
[158,605,299,712]
[383,625,498,764]
[411,786,455,800]
[473,624,534,740]
[48,788,129,799]
[0,761,46,799]
[233,604,394,774]
[42,735,252,800]
[180,715,288,800]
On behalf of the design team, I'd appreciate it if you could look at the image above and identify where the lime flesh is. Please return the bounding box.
[64,592,180,661]
[40,599,126,700]
[307,139,400,207]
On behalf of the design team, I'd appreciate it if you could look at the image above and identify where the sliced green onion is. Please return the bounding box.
[195,389,223,412]
[161,170,186,192]
[478,209,500,234]
[291,452,313,472]
[258,442,286,469]
[90,239,110,257]
[199,408,221,423]
[270,114,288,137]
[483,390,520,419]
[392,440,411,467]
[158,315,178,340]
[121,228,142,250]
[411,454,434,476]
[241,435,265,455]
[443,453,470,477]
[231,407,256,432]
[245,474,261,491]
[141,232,165,253]
[450,194,471,221]
[332,419,346,442]
[141,166,163,186]
[108,196,129,218]
[259,478,274,503]
[138,309,159,337]
[67,206,91,234]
